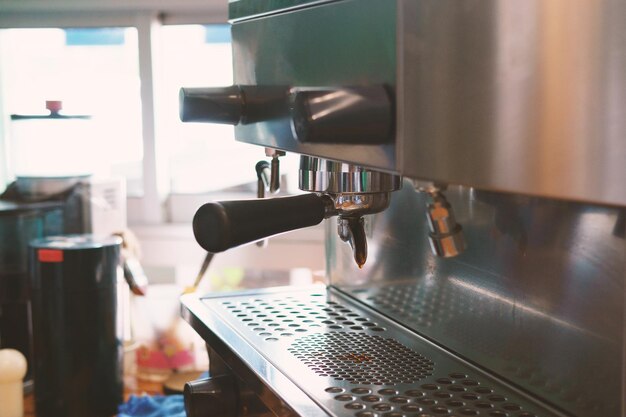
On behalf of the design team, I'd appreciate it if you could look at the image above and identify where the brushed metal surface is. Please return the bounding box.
[329,180,626,417]
[198,1,626,415]
[182,287,564,417]
[182,290,318,417]
[397,0,626,206]
[232,0,626,205]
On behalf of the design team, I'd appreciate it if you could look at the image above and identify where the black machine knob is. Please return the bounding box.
[184,376,237,417]
[193,193,331,253]
[180,85,288,125]
[290,86,393,144]
[179,86,244,124]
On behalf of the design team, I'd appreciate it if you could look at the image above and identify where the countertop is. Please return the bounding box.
[24,374,165,416]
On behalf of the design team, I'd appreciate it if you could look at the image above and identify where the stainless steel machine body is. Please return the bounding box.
[230,0,626,206]
[181,0,626,416]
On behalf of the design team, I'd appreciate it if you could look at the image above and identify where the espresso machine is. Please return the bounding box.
[179,0,626,416]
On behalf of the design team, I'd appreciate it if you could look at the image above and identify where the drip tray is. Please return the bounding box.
[182,286,563,417]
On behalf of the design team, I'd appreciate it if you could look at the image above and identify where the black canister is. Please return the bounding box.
[29,235,123,417]
[0,201,63,386]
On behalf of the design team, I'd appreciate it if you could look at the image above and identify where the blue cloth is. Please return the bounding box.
[118,395,185,417]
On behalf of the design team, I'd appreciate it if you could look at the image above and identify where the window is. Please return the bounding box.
[0,11,302,224]
[0,27,143,193]
[159,24,265,194]
[0,5,323,288]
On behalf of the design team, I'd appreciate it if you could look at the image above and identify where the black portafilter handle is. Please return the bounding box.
[193,193,330,253]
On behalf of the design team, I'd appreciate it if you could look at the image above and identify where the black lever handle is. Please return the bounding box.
[179,86,243,124]
[193,193,329,253]
[180,85,288,125]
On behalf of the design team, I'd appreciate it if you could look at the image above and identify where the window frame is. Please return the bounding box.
[0,4,231,225]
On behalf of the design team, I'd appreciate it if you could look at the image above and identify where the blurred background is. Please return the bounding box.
[0,0,324,390]
[0,0,324,287]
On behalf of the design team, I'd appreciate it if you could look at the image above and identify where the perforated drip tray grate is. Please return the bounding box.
[184,287,564,417]
[290,332,434,384]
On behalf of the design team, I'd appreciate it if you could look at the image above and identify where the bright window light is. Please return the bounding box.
[0,27,143,193]
[159,24,272,194]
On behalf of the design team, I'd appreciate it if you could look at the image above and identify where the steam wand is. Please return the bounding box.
[266,148,285,194]
[413,181,466,257]
[255,160,271,248]
[255,149,285,247]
